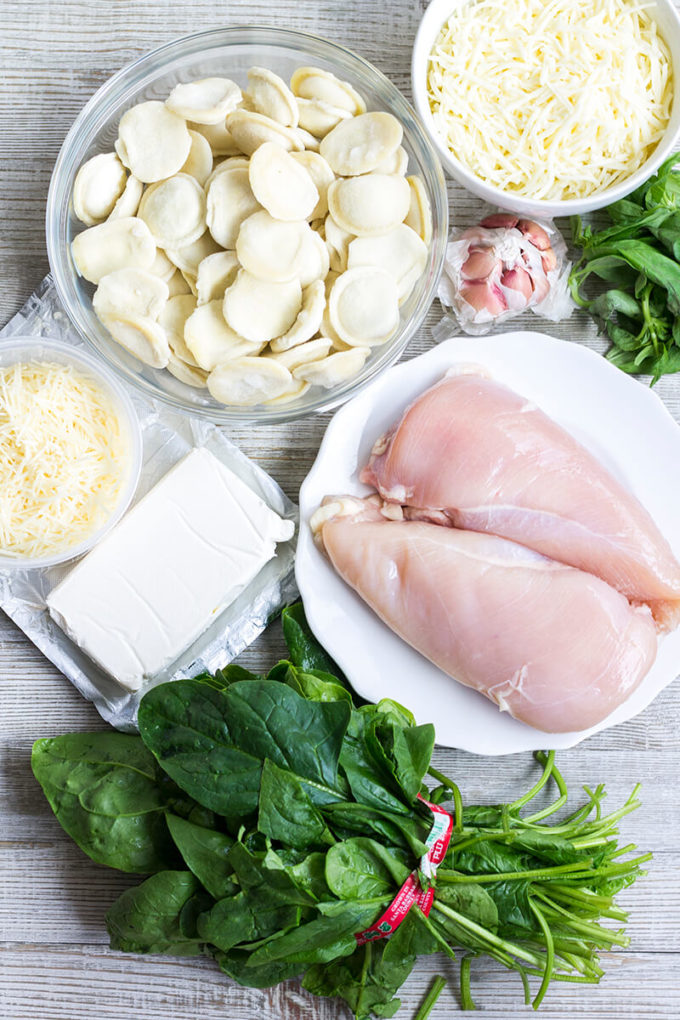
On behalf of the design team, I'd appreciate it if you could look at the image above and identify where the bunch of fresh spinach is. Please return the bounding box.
[31,603,649,1017]
[569,154,680,382]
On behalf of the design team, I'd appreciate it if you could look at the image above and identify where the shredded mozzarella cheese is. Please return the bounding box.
[0,360,129,560]
[427,0,674,200]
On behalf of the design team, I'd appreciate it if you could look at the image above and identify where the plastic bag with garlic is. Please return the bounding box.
[437,213,574,335]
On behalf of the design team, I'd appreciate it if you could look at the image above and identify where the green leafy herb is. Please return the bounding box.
[106,870,204,954]
[32,603,650,1018]
[137,678,351,817]
[282,602,345,677]
[30,732,180,873]
[165,814,235,900]
[570,157,680,382]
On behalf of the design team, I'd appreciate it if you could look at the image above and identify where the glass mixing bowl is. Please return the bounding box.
[46,26,448,425]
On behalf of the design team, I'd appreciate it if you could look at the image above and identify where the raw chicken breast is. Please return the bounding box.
[313,497,657,732]
[362,372,680,630]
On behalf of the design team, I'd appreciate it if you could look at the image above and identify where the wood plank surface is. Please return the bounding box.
[1,1,679,1018]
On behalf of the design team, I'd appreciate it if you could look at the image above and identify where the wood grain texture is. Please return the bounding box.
[1,0,679,1017]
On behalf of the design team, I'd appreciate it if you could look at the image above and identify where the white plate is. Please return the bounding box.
[296,332,680,754]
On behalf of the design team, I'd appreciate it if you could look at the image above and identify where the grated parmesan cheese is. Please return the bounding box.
[426,0,674,200]
[0,360,130,561]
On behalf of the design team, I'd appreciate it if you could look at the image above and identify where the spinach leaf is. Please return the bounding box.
[435,881,499,933]
[326,838,410,900]
[178,888,215,939]
[303,945,404,1019]
[213,947,303,988]
[248,900,387,966]
[509,830,582,865]
[31,733,177,874]
[340,710,414,817]
[452,840,528,875]
[303,911,437,1019]
[197,842,316,953]
[461,805,504,827]
[227,841,317,907]
[138,679,351,816]
[106,870,203,954]
[282,602,345,678]
[197,889,302,953]
[269,660,353,704]
[373,699,417,729]
[165,813,235,900]
[367,718,435,805]
[264,847,333,901]
[258,758,331,849]
[486,880,534,933]
[323,802,429,857]
[287,852,333,900]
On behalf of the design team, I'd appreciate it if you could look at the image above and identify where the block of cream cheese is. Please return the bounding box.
[47,447,294,691]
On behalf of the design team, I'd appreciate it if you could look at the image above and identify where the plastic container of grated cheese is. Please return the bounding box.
[0,337,143,571]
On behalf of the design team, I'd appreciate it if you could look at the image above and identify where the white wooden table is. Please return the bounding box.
[1,2,679,1017]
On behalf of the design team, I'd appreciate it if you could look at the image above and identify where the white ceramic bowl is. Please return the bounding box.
[296,332,680,754]
[0,338,143,571]
[412,0,680,218]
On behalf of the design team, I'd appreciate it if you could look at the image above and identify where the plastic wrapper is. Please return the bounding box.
[437,212,574,336]
[0,276,298,730]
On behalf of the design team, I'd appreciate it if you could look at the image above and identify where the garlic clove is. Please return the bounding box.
[518,219,551,251]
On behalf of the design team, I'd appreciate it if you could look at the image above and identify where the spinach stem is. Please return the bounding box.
[528,898,554,1008]
[448,831,511,854]
[430,901,543,968]
[437,859,594,884]
[522,754,568,823]
[411,905,457,961]
[427,767,464,832]
[531,890,630,947]
[355,941,371,1016]
[517,965,531,1005]
[460,958,476,1011]
[414,974,447,1020]
[509,751,556,813]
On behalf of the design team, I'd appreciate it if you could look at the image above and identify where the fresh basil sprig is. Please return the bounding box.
[570,154,680,383]
[31,604,650,1017]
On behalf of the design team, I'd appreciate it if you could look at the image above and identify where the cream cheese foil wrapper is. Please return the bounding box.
[0,276,298,730]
